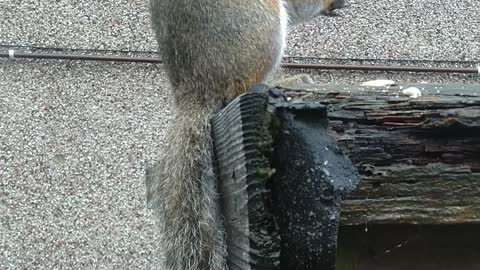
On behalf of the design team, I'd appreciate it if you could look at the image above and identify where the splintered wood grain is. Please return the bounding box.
[283,83,480,225]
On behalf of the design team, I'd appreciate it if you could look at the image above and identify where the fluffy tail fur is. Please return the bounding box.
[149,103,227,270]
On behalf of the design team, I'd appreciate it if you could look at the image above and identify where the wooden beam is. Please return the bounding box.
[282,83,480,225]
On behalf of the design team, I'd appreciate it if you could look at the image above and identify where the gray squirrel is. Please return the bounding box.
[147,0,346,269]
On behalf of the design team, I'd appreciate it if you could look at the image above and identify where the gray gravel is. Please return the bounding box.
[1,60,170,269]
[276,69,480,85]
[2,0,479,61]
[0,0,155,51]
[286,0,480,61]
[1,0,480,269]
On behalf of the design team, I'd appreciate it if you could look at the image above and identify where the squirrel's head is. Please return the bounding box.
[320,0,347,16]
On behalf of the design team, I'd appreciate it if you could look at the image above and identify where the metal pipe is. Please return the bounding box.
[1,51,478,74]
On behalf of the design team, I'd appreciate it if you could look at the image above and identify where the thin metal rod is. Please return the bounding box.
[1,51,478,74]
[0,52,162,63]
[282,63,479,74]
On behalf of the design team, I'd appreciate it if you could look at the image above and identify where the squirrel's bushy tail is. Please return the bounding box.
[149,103,227,270]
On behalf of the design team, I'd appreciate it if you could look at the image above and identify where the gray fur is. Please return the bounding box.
[148,0,285,269]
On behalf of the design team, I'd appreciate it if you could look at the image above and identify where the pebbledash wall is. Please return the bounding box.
[1,0,479,269]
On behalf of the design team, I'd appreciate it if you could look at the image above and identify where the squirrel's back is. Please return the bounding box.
[150,0,288,105]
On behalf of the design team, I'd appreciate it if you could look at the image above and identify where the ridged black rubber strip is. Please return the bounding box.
[212,84,280,270]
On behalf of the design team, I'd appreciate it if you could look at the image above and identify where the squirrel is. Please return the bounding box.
[147,0,346,269]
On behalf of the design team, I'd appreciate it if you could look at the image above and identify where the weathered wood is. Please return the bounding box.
[281,83,480,225]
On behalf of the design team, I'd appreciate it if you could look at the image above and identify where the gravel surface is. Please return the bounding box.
[2,0,479,61]
[286,0,480,61]
[0,60,170,269]
[1,0,480,269]
[0,0,155,51]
